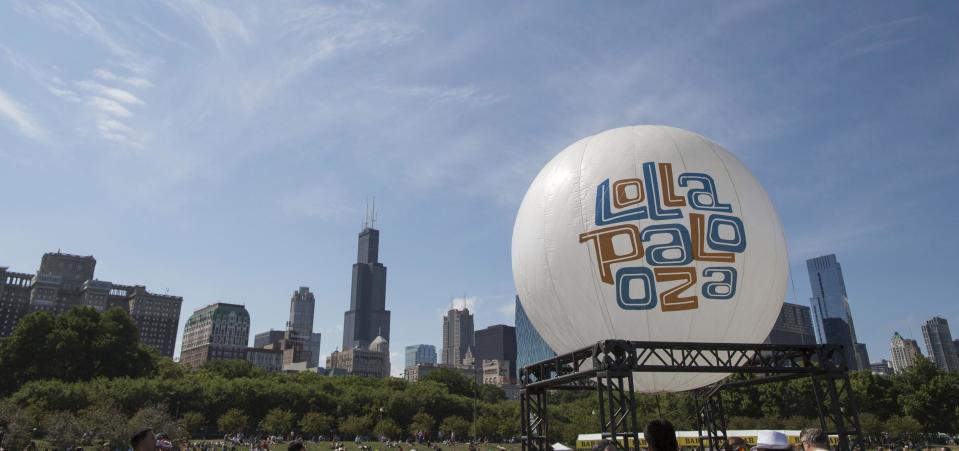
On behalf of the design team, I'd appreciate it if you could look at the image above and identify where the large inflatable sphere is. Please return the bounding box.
[512,125,788,392]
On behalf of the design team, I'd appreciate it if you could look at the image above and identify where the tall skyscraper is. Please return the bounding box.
[765,302,816,345]
[180,302,250,368]
[474,324,518,379]
[442,307,474,367]
[288,287,321,368]
[342,223,390,350]
[405,344,437,369]
[806,254,866,370]
[515,296,555,372]
[253,287,322,368]
[890,332,923,374]
[287,287,315,339]
[921,317,959,372]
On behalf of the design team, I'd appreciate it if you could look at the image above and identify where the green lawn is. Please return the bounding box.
[193,441,523,451]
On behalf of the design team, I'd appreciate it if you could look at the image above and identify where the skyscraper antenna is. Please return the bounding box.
[371,196,377,228]
[363,197,370,229]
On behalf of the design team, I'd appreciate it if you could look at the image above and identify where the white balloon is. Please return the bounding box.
[512,125,788,393]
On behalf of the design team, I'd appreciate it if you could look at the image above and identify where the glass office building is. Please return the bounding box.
[515,295,555,372]
[405,344,437,369]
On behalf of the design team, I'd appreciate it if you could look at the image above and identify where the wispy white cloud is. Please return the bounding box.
[77,80,145,106]
[13,2,153,147]
[0,88,46,139]
[15,0,144,65]
[163,0,253,53]
[47,86,81,103]
[229,3,419,111]
[94,68,152,88]
[95,117,142,146]
[278,184,362,223]
[497,302,514,318]
[88,96,133,118]
[828,16,924,60]
[374,84,506,108]
[451,296,480,312]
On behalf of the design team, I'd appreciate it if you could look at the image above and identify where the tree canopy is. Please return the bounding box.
[1,308,958,444]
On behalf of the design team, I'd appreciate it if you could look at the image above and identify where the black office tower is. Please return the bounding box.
[343,226,390,350]
[474,324,518,379]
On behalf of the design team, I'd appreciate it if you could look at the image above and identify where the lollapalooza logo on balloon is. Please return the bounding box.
[579,162,745,313]
[513,125,787,391]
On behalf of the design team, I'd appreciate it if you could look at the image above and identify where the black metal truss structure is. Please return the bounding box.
[519,340,862,451]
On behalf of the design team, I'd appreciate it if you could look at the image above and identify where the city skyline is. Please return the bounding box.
[3,243,955,376]
[1,2,957,376]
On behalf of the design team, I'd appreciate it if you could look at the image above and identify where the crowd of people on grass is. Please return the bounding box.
[4,421,946,451]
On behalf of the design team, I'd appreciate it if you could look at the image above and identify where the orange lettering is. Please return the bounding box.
[658,163,686,207]
[690,213,735,262]
[612,179,645,209]
[579,224,644,284]
[654,267,698,312]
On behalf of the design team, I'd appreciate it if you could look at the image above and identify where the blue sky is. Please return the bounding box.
[1,1,957,375]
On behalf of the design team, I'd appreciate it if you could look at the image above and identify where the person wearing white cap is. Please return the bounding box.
[751,431,792,451]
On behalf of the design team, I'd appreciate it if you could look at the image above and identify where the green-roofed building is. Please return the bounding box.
[180,302,250,368]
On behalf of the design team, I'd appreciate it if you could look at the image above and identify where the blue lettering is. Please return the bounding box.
[594,179,648,225]
[616,267,657,310]
[707,214,746,253]
[702,267,737,300]
[643,162,683,219]
[640,224,693,266]
[678,173,732,212]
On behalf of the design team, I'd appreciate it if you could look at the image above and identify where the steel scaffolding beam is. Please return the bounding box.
[519,340,862,451]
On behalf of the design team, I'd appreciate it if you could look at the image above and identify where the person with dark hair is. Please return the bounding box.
[645,419,678,451]
[288,441,306,451]
[800,428,829,451]
[131,428,156,451]
[728,437,749,451]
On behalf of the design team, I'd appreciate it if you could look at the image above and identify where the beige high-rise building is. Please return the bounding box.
[179,303,250,368]
[890,332,923,374]
[442,307,474,367]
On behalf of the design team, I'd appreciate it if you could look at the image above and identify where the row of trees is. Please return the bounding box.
[2,307,958,447]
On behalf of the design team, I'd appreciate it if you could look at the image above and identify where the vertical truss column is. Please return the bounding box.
[837,374,863,449]
[597,370,640,451]
[810,373,862,451]
[696,387,728,451]
[521,389,548,451]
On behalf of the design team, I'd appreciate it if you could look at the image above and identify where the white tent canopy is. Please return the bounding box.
[552,443,573,450]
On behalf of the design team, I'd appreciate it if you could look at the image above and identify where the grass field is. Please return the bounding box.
[188,441,523,451]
